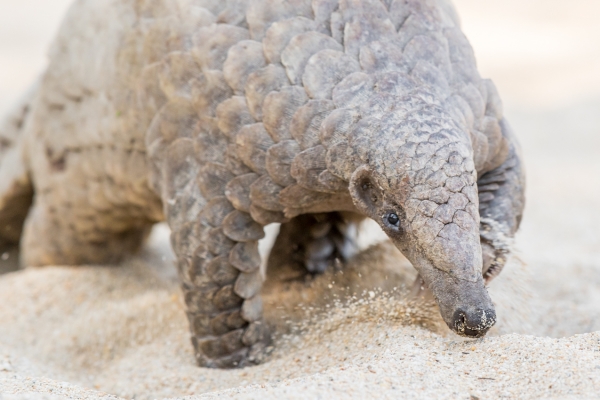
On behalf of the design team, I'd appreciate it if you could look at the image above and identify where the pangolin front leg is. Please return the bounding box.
[477,122,526,283]
[268,212,360,278]
[159,139,269,368]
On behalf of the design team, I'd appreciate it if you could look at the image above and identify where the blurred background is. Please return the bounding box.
[0,0,599,335]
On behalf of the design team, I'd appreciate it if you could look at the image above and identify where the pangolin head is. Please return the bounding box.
[347,86,496,338]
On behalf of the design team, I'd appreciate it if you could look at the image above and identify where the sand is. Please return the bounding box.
[1,1,600,399]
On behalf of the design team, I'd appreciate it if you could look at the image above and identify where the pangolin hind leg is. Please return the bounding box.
[0,173,32,274]
[0,88,34,272]
[20,136,160,266]
[267,212,361,278]
[21,196,155,267]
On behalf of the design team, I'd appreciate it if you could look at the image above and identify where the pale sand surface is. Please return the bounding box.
[1,1,600,399]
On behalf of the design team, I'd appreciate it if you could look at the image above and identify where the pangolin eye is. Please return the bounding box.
[387,213,399,226]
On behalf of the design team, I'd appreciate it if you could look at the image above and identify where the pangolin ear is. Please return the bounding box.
[349,165,384,216]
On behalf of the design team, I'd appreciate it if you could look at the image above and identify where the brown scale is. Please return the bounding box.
[191,70,234,117]
[290,145,330,191]
[215,96,255,138]
[281,31,343,84]
[262,17,318,64]
[249,175,285,211]
[302,50,361,100]
[262,86,309,142]
[244,64,288,120]
[223,40,267,93]
[265,140,301,186]
[235,123,275,174]
[225,173,260,212]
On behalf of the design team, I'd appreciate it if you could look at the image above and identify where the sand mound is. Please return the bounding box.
[1,209,599,400]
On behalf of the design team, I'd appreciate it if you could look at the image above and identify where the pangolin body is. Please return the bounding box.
[0,0,525,368]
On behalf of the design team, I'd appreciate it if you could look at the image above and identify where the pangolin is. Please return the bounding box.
[0,0,525,368]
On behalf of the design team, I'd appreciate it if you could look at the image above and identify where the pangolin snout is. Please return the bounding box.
[451,308,496,338]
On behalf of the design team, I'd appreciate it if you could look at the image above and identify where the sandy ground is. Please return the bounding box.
[1,1,600,399]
